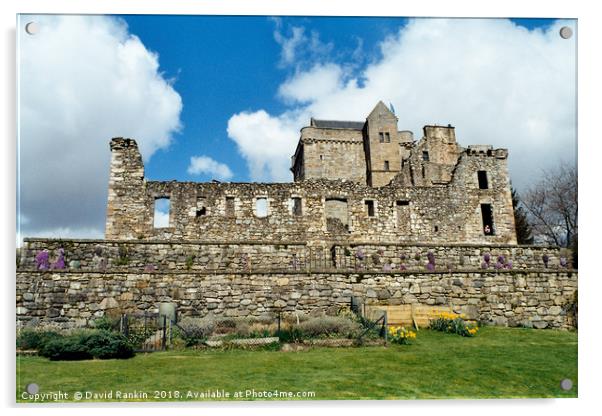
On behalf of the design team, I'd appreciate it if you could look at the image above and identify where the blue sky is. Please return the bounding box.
[125,16,560,183]
[17,15,575,241]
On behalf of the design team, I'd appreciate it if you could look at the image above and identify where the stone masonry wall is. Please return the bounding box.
[104,138,516,244]
[20,239,567,273]
[16,270,577,330]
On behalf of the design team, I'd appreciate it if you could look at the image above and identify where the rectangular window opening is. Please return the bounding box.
[291,197,302,216]
[385,132,391,143]
[396,200,410,206]
[379,132,385,143]
[478,170,489,189]
[256,197,268,218]
[481,203,494,235]
[365,200,375,217]
[153,197,171,228]
[225,196,235,217]
[384,160,390,171]
[422,151,430,161]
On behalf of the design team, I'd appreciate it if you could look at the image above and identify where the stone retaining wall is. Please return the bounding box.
[20,238,570,273]
[16,269,577,330]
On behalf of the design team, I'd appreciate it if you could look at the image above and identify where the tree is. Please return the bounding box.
[511,186,534,244]
[522,163,577,250]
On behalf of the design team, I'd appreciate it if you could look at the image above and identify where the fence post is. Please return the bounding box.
[277,312,281,340]
[162,315,167,351]
[383,311,388,346]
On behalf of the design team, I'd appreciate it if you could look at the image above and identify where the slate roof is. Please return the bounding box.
[310,118,365,130]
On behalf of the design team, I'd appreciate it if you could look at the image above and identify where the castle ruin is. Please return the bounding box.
[17,102,576,330]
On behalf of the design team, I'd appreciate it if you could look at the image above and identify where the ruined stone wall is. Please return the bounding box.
[16,269,577,330]
[20,239,568,274]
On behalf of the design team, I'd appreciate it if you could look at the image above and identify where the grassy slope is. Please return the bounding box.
[16,327,577,402]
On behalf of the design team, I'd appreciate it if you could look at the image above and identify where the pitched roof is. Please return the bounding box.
[310,118,365,130]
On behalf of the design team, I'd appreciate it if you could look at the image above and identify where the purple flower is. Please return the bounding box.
[481,261,489,269]
[35,250,50,270]
[497,255,505,264]
[560,257,568,268]
[399,264,407,271]
[51,248,65,270]
[504,261,513,270]
[355,249,365,260]
[399,253,406,261]
[542,254,550,268]
[426,262,435,271]
[427,251,435,265]
[483,253,491,264]
[495,261,503,270]
[383,263,392,272]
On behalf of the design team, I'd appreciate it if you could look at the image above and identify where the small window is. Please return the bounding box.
[196,196,207,217]
[385,132,391,143]
[379,132,385,143]
[291,197,302,216]
[422,151,430,161]
[478,171,489,189]
[365,200,375,217]
[256,197,268,218]
[320,155,323,161]
[225,196,235,217]
[481,203,494,235]
[384,161,390,171]
[153,197,170,228]
[434,225,439,232]
[396,200,409,206]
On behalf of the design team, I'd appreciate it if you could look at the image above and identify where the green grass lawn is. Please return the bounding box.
[16,326,577,402]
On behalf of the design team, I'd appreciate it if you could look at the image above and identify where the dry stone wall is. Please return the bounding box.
[16,269,577,330]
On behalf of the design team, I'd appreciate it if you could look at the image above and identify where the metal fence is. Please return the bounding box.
[120,313,171,352]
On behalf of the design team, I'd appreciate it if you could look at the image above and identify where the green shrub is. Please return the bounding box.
[78,330,135,359]
[17,329,62,350]
[37,330,135,361]
[39,337,92,361]
[277,326,304,343]
[297,316,360,338]
[93,316,120,332]
[177,317,216,346]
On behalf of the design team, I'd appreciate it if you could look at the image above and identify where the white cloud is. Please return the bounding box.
[227,18,576,191]
[271,17,334,68]
[188,155,233,180]
[18,15,182,241]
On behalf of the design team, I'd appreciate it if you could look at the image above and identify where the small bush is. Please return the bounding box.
[297,316,360,338]
[39,337,92,361]
[93,316,120,332]
[37,330,135,361]
[178,317,215,346]
[78,330,135,359]
[17,329,62,350]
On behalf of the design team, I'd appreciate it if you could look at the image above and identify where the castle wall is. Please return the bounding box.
[104,138,517,244]
[16,269,577,330]
[20,239,567,274]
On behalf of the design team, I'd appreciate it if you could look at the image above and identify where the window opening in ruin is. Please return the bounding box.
[385,132,391,143]
[434,225,439,232]
[481,203,494,235]
[153,197,170,228]
[478,170,489,189]
[396,200,409,206]
[365,200,375,217]
[256,197,268,218]
[196,196,207,217]
[225,196,235,217]
[384,160,390,171]
[379,132,385,143]
[320,155,323,161]
[422,151,430,161]
[291,197,302,216]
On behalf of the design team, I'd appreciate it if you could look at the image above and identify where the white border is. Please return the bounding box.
[2,1,599,416]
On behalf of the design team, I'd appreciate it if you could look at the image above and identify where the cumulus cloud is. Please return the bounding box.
[187,156,233,180]
[271,17,334,68]
[18,15,182,244]
[227,18,576,190]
